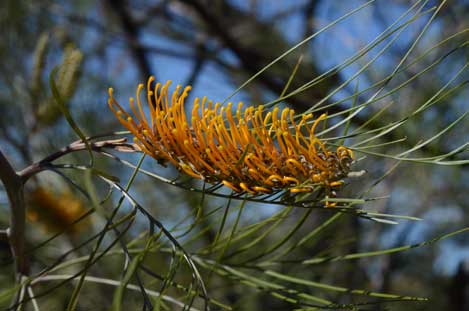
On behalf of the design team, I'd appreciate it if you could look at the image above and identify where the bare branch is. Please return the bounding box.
[0,149,28,278]
[19,137,139,181]
[105,0,153,80]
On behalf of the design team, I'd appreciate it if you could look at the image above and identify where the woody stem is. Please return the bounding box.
[0,149,28,278]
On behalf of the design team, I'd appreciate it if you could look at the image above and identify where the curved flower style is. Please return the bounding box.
[108,77,353,200]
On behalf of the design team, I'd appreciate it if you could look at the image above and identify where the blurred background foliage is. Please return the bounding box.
[0,0,468,310]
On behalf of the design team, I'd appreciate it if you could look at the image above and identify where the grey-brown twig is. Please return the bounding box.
[0,149,28,278]
[19,137,138,182]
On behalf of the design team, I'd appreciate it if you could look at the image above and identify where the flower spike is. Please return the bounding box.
[108,78,354,204]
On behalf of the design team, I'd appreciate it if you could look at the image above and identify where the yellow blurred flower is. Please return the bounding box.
[27,187,90,234]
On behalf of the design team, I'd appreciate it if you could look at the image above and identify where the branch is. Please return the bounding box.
[105,0,153,80]
[0,149,28,277]
[19,137,138,181]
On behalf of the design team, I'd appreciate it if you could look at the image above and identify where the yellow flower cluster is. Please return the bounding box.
[108,77,353,197]
[27,187,90,234]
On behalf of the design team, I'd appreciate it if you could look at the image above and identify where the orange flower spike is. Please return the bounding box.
[109,78,354,196]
